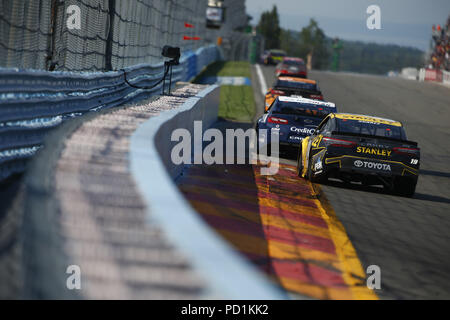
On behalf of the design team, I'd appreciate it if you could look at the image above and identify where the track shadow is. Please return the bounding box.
[177,164,280,290]
[419,169,450,179]
[176,118,283,290]
[321,179,388,194]
[318,178,450,204]
[413,193,450,205]
[0,174,22,221]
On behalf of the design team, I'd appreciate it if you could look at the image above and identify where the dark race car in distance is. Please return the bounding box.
[276,57,307,78]
[256,96,337,154]
[261,49,287,65]
[297,113,420,197]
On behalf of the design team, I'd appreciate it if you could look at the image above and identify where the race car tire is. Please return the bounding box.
[307,157,315,181]
[393,176,417,197]
[296,145,303,177]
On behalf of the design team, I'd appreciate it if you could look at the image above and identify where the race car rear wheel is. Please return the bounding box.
[306,157,315,181]
[307,156,317,182]
[296,145,303,177]
[393,177,417,197]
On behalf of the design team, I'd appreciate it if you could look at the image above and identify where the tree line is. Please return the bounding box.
[256,5,425,74]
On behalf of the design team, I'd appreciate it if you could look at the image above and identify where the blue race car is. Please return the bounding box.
[255,96,337,154]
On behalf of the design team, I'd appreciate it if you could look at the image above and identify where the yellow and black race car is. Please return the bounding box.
[261,49,287,65]
[297,113,420,197]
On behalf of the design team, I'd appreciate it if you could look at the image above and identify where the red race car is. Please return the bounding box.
[276,57,307,78]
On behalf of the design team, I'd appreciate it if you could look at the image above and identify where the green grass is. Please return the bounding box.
[193,61,255,123]
[218,85,255,123]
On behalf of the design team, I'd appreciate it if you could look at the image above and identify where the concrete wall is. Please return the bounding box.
[155,86,220,178]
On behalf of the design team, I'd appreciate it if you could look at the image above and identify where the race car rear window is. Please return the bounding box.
[283,60,304,66]
[271,51,286,57]
[271,101,330,119]
[336,119,406,140]
[275,80,317,91]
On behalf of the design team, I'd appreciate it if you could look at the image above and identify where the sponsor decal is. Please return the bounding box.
[358,120,380,125]
[290,127,315,135]
[314,159,323,171]
[356,146,392,157]
[311,136,322,148]
[354,160,391,171]
[278,96,335,108]
[354,160,364,167]
[362,143,390,149]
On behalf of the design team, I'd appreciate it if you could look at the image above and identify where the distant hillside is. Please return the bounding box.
[279,28,426,75]
[329,38,426,75]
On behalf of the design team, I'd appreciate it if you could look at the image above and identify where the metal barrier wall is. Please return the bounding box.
[0,45,222,181]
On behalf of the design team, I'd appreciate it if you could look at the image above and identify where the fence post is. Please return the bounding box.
[105,0,116,71]
[46,0,59,71]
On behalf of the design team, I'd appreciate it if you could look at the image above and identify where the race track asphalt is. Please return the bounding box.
[257,65,450,299]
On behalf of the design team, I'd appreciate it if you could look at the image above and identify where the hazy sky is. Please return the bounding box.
[245,0,450,50]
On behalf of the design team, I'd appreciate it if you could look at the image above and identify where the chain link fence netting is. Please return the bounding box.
[0,0,248,72]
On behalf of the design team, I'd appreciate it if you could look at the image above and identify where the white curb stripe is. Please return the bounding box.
[256,64,268,96]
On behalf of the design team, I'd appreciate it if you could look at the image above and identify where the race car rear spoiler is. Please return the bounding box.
[331,131,418,147]
[275,87,322,95]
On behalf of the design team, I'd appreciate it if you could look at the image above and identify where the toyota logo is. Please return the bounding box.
[354,160,364,167]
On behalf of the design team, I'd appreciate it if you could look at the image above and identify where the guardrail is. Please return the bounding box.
[0,45,222,181]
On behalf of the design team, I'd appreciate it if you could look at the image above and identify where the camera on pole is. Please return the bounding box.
[161,46,181,95]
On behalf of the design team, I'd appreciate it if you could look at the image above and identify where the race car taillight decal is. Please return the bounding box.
[268,116,289,124]
[271,89,284,95]
[310,95,324,100]
[393,147,420,156]
[322,137,356,148]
